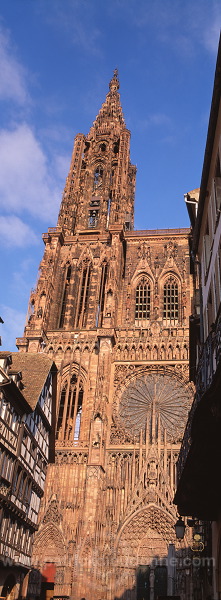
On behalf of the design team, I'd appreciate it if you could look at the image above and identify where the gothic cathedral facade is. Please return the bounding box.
[17,72,194,600]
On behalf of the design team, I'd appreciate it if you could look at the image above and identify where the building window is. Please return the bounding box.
[163,277,179,321]
[207,287,214,333]
[96,262,108,326]
[214,153,221,211]
[59,265,71,328]
[56,386,66,438]
[12,465,22,494]
[90,198,100,207]
[93,166,103,190]
[203,219,211,273]
[76,263,91,327]
[135,278,151,320]
[88,209,99,228]
[56,374,84,442]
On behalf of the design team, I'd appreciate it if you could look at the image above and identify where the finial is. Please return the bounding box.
[109,68,119,92]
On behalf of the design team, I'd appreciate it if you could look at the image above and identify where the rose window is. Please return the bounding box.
[119,372,192,443]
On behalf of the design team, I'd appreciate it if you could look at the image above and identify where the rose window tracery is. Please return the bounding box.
[119,373,191,443]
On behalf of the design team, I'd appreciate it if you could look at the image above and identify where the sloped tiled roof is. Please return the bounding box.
[9,353,55,411]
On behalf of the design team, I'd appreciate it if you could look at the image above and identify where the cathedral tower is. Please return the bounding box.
[58,69,136,236]
[17,73,194,600]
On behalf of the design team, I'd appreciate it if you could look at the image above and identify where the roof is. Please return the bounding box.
[8,352,55,411]
[125,227,190,237]
[0,350,12,358]
[185,189,199,228]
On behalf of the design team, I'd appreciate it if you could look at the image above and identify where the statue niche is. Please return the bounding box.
[90,415,103,464]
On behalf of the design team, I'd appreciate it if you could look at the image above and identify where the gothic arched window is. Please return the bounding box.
[59,265,71,328]
[163,277,179,321]
[56,386,66,438]
[56,374,84,442]
[135,278,151,320]
[88,209,99,228]
[76,263,91,327]
[96,262,108,327]
[93,166,103,190]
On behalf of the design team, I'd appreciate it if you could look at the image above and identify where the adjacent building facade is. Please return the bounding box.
[0,352,57,600]
[16,71,194,600]
[175,34,221,600]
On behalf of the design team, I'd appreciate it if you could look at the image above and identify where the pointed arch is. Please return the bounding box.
[56,346,63,361]
[131,345,136,360]
[56,370,85,442]
[182,344,188,359]
[58,263,72,328]
[96,260,108,326]
[138,345,143,360]
[124,345,128,360]
[162,274,180,323]
[78,533,93,574]
[116,345,121,359]
[93,165,103,190]
[63,346,72,365]
[115,504,177,558]
[160,345,166,360]
[32,523,66,563]
[75,260,92,328]
[168,344,173,360]
[153,345,158,360]
[146,344,151,360]
[134,274,152,323]
[77,245,94,267]
[175,344,181,359]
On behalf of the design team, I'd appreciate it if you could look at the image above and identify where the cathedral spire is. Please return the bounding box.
[109,68,120,92]
[57,72,136,234]
[89,69,125,136]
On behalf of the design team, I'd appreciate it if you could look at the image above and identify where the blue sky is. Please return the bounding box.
[0,0,220,350]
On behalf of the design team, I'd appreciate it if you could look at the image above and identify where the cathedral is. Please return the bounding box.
[16,71,194,600]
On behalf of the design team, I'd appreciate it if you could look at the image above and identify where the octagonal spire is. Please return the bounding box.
[89,69,125,135]
[109,68,120,92]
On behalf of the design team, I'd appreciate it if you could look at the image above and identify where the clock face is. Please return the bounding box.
[119,372,192,443]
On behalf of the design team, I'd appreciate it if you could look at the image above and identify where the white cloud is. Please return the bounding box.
[203,21,221,54]
[10,258,39,309]
[0,305,26,351]
[149,113,171,126]
[181,2,221,55]
[0,123,62,222]
[44,1,102,56]
[120,0,221,57]
[0,215,39,247]
[54,154,70,180]
[0,24,29,104]
[137,113,172,131]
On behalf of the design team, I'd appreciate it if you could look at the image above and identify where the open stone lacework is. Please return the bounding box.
[119,373,191,443]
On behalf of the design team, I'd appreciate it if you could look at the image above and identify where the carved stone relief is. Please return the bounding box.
[43,500,61,524]
[118,371,192,443]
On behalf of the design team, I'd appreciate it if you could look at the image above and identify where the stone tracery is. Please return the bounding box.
[119,371,191,443]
